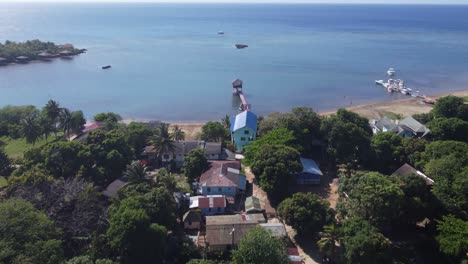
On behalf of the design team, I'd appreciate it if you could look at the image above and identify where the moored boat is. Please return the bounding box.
[387,68,396,76]
[102,65,111,69]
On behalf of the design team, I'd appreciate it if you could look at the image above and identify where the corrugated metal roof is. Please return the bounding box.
[200,160,246,189]
[245,196,262,213]
[230,110,257,132]
[399,116,430,136]
[260,223,286,237]
[392,163,434,185]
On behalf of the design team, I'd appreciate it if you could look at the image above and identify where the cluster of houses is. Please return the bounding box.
[370,115,430,138]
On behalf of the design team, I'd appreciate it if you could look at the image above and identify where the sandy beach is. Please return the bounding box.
[167,89,468,140]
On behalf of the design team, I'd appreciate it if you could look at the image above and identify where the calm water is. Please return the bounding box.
[1,3,468,121]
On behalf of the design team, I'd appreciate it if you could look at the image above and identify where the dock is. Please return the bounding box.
[232,79,251,111]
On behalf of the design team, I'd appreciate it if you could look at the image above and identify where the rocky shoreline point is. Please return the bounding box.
[0,40,86,66]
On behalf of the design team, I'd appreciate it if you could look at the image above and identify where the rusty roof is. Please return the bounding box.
[198,195,227,208]
[200,160,242,188]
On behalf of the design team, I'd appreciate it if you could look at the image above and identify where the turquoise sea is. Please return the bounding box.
[1,3,468,121]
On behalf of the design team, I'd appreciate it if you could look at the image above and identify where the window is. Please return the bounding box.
[228,187,231,190]
[241,137,246,141]
[217,207,221,212]
[207,187,211,192]
[244,130,249,135]
[248,137,253,141]
[208,208,212,212]
[218,187,222,192]
[188,221,192,225]
[163,154,169,159]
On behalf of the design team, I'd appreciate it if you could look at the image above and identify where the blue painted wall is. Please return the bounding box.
[232,127,256,152]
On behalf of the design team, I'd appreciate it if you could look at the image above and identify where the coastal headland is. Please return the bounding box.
[0,39,85,66]
[161,89,468,140]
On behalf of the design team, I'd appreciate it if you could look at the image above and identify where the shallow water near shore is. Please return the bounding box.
[1,3,468,121]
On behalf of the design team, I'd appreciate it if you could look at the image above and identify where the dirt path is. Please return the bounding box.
[244,167,277,217]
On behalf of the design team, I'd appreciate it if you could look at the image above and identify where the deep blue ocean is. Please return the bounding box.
[1,3,468,121]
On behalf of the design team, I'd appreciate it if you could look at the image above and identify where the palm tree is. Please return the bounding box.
[20,114,42,145]
[147,123,176,160]
[221,114,231,130]
[59,108,72,138]
[123,161,149,183]
[317,225,341,260]
[170,125,185,142]
[44,99,61,136]
[39,114,54,142]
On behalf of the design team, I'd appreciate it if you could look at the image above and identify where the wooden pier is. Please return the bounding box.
[232,79,251,111]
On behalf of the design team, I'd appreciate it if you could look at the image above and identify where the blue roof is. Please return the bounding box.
[300,158,323,176]
[230,111,257,132]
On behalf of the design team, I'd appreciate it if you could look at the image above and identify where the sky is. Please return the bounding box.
[0,0,467,4]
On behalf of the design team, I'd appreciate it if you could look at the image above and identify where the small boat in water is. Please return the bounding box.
[235,44,248,49]
[387,68,396,76]
[217,31,225,35]
[102,65,111,69]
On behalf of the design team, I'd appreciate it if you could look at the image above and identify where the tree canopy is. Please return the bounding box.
[200,121,228,142]
[183,148,208,181]
[231,226,289,264]
[436,215,468,259]
[278,192,331,234]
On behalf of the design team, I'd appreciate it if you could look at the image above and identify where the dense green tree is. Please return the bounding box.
[251,144,301,200]
[187,260,218,264]
[93,112,122,123]
[59,108,73,137]
[436,215,468,259]
[413,140,468,169]
[432,95,465,119]
[0,146,10,175]
[257,107,321,154]
[340,217,392,264]
[165,233,202,264]
[0,198,64,264]
[183,148,208,182]
[43,99,61,136]
[424,155,468,215]
[170,125,185,141]
[38,113,55,142]
[243,128,298,165]
[278,192,331,234]
[107,196,167,264]
[70,110,86,135]
[124,122,153,155]
[402,137,427,165]
[66,255,114,264]
[321,109,372,164]
[41,141,91,178]
[200,121,228,142]
[155,168,178,192]
[0,39,80,60]
[20,112,42,145]
[231,226,289,264]
[123,161,149,183]
[412,112,433,124]
[340,172,404,229]
[371,132,404,173]
[427,117,468,142]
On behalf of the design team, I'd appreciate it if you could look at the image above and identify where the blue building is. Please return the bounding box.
[199,160,246,197]
[230,110,257,152]
[294,158,322,185]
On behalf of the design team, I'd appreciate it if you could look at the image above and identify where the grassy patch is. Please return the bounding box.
[463,96,468,102]
[381,111,403,120]
[0,176,7,188]
[1,134,63,159]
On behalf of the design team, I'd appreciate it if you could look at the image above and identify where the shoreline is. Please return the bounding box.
[123,89,466,140]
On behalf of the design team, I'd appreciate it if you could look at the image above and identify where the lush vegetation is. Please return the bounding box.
[0,39,81,61]
[1,95,467,263]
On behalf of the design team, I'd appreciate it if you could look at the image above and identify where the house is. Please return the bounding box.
[183,210,202,230]
[204,213,266,250]
[68,122,103,141]
[102,178,129,198]
[245,196,262,214]
[142,140,223,166]
[199,160,247,197]
[293,158,322,185]
[398,116,430,138]
[189,195,227,215]
[370,116,430,138]
[230,110,257,152]
[392,163,434,185]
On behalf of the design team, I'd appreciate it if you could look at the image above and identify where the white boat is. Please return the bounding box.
[375,80,385,86]
[387,68,396,76]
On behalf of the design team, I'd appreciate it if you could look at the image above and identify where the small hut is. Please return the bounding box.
[15,56,29,63]
[38,52,53,61]
[245,196,262,213]
[59,50,73,57]
[183,210,202,230]
[59,43,74,49]
[232,79,243,94]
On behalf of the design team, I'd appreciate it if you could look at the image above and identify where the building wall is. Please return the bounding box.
[202,186,237,196]
[232,127,256,152]
[184,221,201,230]
[201,207,225,215]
